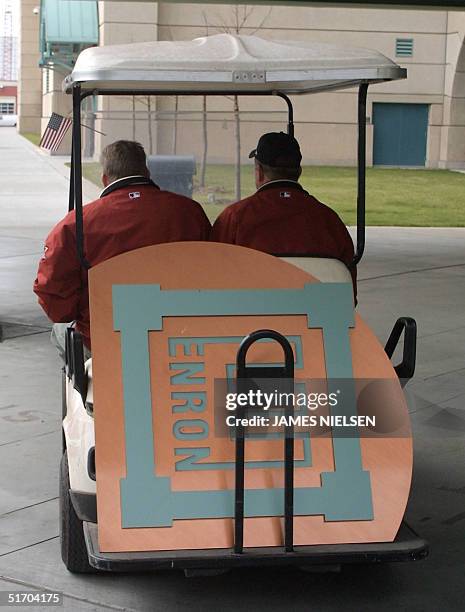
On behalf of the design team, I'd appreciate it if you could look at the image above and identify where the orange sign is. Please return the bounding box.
[89,242,412,552]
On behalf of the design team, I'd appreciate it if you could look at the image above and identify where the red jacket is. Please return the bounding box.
[34,179,211,347]
[210,180,357,297]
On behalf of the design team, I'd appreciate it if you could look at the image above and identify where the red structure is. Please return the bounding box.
[0,83,17,114]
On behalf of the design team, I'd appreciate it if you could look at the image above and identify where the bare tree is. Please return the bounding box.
[160,26,181,157]
[172,96,179,155]
[132,96,136,141]
[199,13,212,190]
[233,96,241,201]
[205,5,272,201]
[125,95,154,151]
[200,96,208,188]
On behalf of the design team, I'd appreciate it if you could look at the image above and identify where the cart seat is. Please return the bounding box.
[280,256,352,284]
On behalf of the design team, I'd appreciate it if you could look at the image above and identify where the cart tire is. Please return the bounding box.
[60,452,95,573]
[61,368,67,452]
[61,368,67,420]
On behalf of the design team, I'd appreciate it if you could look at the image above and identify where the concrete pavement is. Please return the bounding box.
[1,127,464,611]
[0,128,98,332]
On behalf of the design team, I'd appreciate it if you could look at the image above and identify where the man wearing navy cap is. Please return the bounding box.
[210,132,356,298]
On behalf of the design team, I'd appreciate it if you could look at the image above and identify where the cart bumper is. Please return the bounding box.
[83,521,428,573]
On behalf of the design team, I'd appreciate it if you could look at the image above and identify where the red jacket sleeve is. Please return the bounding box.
[33,214,84,323]
[210,206,238,244]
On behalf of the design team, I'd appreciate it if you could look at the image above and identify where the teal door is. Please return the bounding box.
[373,103,429,166]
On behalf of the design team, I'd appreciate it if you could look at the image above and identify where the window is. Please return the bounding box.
[0,102,15,114]
[396,38,414,57]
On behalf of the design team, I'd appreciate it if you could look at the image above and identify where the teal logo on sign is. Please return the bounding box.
[169,335,312,471]
[112,283,373,528]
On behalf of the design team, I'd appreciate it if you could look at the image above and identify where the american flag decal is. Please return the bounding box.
[39,113,72,152]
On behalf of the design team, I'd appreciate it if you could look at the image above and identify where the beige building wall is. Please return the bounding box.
[17,0,42,134]
[439,11,465,169]
[18,1,465,168]
[153,2,458,168]
[94,1,160,156]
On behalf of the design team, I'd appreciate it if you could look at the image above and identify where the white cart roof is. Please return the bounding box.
[63,33,406,95]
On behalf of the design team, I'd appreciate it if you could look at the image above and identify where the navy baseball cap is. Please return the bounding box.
[249,132,302,168]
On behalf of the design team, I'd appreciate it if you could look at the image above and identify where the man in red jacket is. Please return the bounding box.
[34,140,211,357]
[210,132,356,298]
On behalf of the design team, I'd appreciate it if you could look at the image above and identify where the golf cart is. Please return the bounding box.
[60,34,428,574]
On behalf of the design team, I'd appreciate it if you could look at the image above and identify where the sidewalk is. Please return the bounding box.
[0,128,98,329]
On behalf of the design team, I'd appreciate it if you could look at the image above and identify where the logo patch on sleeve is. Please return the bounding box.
[129,192,141,200]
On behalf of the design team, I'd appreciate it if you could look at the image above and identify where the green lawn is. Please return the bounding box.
[22,132,41,147]
[80,162,465,227]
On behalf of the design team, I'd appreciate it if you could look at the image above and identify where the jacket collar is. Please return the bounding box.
[256,179,306,195]
[100,175,159,198]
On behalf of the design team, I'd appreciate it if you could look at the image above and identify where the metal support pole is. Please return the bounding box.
[284,365,295,552]
[235,329,295,554]
[275,92,294,137]
[68,139,74,213]
[353,83,368,266]
[234,394,246,554]
[72,85,90,270]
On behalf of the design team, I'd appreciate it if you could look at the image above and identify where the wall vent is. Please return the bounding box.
[396,38,414,57]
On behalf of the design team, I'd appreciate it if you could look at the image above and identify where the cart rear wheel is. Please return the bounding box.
[61,368,67,452]
[60,452,95,573]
